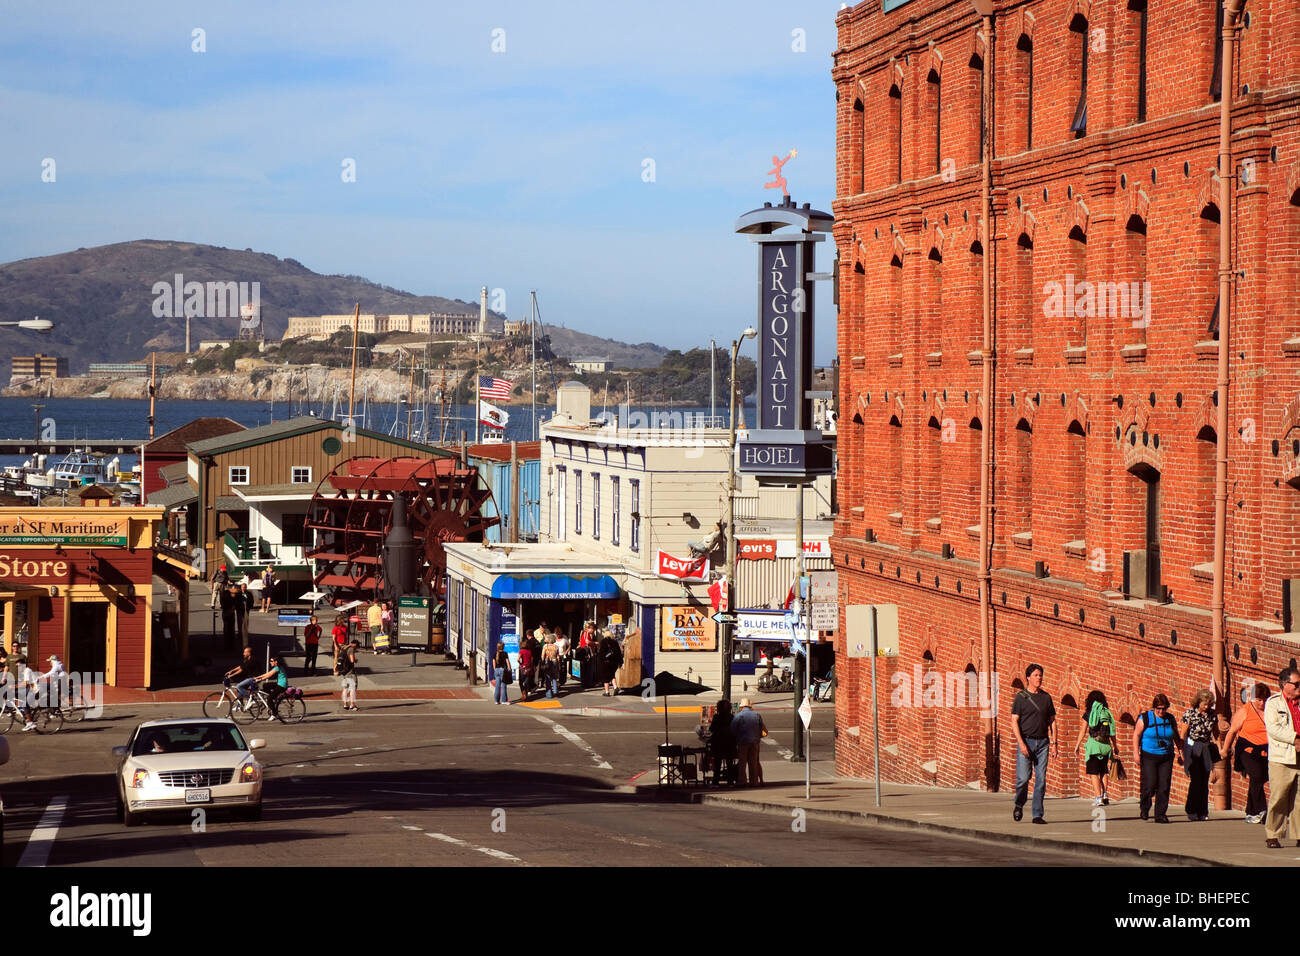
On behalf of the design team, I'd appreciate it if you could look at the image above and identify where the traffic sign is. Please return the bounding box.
[798,694,813,728]
[713,612,738,625]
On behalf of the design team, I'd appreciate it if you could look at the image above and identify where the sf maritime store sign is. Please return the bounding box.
[0,515,129,547]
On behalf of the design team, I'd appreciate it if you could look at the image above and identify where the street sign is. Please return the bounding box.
[798,694,812,728]
[712,611,738,625]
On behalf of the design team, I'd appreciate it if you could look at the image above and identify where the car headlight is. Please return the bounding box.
[238,760,261,783]
[130,769,150,789]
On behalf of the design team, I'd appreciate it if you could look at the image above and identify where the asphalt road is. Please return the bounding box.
[0,699,1092,867]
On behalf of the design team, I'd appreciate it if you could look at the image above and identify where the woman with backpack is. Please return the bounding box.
[596,628,623,697]
[259,566,276,613]
[492,645,512,705]
[1074,689,1118,807]
[338,641,359,712]
[1131,693,1185,823]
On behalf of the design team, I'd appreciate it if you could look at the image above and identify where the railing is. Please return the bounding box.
[223,531,307,567]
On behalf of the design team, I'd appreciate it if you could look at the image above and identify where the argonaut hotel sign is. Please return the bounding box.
[735,193,834,479]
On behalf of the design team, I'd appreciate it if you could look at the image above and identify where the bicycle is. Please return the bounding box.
[203,680,305,725]
[0,695,64,734]
[57,687,92,723]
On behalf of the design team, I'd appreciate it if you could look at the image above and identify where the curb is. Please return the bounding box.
[638,785,1225,866]
[690,791,1226,866]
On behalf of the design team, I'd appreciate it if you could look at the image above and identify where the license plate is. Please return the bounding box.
[184,788,211,804]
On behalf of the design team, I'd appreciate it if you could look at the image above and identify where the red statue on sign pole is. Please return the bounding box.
[764,149,797,197]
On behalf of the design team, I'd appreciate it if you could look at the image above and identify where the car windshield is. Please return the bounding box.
[131,724,248,756]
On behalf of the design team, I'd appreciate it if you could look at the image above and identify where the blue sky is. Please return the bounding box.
[0,0,842,362]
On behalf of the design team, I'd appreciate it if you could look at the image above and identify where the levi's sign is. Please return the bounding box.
[738,539,777,560]
[656,550,710,581]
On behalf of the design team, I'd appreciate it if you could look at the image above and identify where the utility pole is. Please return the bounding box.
[530,292,538,442]
[720,329,755,704]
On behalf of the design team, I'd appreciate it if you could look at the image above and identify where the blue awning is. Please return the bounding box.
[491,573,620,600]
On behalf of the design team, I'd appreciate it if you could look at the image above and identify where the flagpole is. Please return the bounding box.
[476,374,481,444]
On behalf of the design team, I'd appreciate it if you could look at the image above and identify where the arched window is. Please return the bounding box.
[850,97,865,194]
[1069,14,1089,137]
[890,84,904,182]
[1017,34,1034,151]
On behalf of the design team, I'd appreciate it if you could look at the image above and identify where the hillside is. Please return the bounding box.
[0,240,494,371]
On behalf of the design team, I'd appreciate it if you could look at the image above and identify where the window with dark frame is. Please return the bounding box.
[592,472,600,540]
[630,479,640,552]
[611,476,620,546]
[1210,0,1224,101]
[575,469,583,535]
[929,72,941,174]
[1133,0,1148,122]
[890,86,903,182]
[1070,18,1089,136]
[1017,35,1034,150]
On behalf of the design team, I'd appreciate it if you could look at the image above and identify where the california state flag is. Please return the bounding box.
[479,401,509,429]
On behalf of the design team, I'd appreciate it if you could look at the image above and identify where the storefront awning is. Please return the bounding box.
[491,573,620,600]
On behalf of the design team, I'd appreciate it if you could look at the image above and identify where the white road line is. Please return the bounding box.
[18,796,67,868]
[424,832,523,863]
[530,714,614,771]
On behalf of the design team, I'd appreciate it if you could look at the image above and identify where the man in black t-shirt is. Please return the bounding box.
[1010,662,1057,824]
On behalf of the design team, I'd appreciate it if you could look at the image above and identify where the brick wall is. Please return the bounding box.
[830,0,1300,805]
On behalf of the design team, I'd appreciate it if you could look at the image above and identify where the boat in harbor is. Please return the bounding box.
[26,449,122,490]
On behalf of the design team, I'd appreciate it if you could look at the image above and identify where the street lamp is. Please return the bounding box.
[0,317,54,332]
[720,326,757,703]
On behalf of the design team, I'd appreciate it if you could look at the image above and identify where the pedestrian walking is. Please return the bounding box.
[381,601,395,651]
[331,618,349,674]
[1263,667,1300,848]
[596,628,623,697]
[731,698,766,786]
[210,564,229,608]
[1181,689,1220,821]
[219,583,238,650]
[1132,693,1183,823]
[1010,663,1056,824]
[1222,681,1271,823]
[541,640,561,699]
[238,583,254,644]
[707,699,737,784]
[303,614,322,676]
[338,640,359,712]
[367,600,383,653]
[259,565,276,613]
[517,641,535,703]
[492,645,512,705]
[1074,689,1117,807]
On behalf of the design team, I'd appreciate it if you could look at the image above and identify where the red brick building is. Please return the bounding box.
[830,0,1300,806]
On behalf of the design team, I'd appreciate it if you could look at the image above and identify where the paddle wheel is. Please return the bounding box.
[305,456,498,602]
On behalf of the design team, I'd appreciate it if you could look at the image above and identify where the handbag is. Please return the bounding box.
[503,665,513,686]
[1108,755,1126,781]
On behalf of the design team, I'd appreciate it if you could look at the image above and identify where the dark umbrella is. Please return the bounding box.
[652,670,713,745]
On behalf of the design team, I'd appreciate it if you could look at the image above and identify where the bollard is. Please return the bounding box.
[410,650,418,667]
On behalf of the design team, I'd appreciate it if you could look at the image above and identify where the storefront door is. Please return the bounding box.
[69,602,108,674]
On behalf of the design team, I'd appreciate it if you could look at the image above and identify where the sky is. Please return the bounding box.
[0,0,844,364]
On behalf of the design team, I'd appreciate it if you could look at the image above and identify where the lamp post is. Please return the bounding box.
[720,327,757,704]
[1,318,54,332]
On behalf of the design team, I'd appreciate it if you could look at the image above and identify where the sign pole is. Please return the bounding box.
[792,480,805,761]
[805,690,811,799]
[870,604,881,808]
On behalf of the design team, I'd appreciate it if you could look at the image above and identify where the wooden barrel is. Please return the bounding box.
[430,624,446,651]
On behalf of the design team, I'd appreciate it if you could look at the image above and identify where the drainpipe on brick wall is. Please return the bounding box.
[971,0,998,792]
[1211,0,1244,811]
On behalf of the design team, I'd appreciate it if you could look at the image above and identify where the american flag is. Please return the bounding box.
[478,375,513,401]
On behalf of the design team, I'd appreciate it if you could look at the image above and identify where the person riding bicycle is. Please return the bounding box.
[255,655,290,721]
[224,646,260,708]
[14,656,38,732]
[38,654,68,708]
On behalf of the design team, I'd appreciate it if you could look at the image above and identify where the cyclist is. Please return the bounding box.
[14,656,39,731]
[38,654,68,708]
[224,646,259,709]
[255,655,290,721]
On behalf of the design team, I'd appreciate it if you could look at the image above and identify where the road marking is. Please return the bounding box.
[426,831,524,863]
[401,825,423,831]
[530,714,613,771]
[18,796,67,868]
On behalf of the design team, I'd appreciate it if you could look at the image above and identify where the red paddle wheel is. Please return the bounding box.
[305,456,498,602]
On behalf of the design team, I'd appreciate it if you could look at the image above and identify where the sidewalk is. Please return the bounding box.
[640,749,1297,867]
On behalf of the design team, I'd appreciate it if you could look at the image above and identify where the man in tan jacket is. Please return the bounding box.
[1263,667,1300,848]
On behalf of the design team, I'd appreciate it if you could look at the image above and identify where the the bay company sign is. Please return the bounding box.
[734,198,834,479]
[0,515,129,546]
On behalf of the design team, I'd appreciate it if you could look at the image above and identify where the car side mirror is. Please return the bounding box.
[248,739,266,750]
[111,746,128,757]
